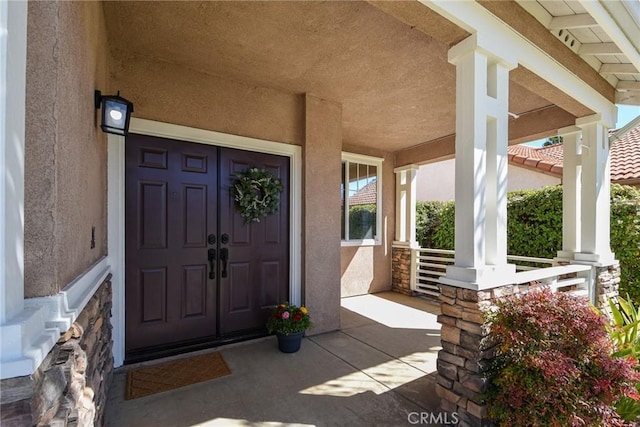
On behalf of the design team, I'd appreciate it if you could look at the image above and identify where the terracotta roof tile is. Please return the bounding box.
[507,123,640,183]
[610,126,640,183]
[348,181,377,206]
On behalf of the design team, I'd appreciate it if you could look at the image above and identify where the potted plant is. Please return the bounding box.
[266,302,312,353]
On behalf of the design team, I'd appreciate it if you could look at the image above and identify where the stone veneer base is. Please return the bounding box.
[0,277,113,427]
[435,261,621,427]
[392,246,413,296]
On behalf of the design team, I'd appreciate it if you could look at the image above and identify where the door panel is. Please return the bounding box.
[125,135,290,360]
[218,148,290,335]
[125,134,218,355]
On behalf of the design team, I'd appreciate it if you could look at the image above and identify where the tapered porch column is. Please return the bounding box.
[556,126,582,261]
[0,0,28,380]
[575,114,615,265]
[441,34,516,290]
[573,114,619,307]
[391,165,419,295]
[394,165,419,246]
[1,0,27,324]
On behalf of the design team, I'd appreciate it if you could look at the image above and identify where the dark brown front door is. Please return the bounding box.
[125,134,289,361]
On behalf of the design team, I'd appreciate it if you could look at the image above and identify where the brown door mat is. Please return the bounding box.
[125,352,231,400]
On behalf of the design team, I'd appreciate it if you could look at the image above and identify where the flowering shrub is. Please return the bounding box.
[484,288,640,426]
[600,296,640,422]
[266,302,312,335]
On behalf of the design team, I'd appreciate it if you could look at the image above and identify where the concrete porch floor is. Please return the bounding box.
[105,292,443,426]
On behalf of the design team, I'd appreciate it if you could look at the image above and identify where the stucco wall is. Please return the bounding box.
[110,53,393,327]
[304,95,342,334]
[340,150,395,297]
[25,1,109,297]
[109,55,304,146]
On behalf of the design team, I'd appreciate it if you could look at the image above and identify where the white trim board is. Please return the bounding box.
[108,118,303,367]
[0,258,111,379]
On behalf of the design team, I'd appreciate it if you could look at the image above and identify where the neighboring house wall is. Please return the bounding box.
[25,1,110,297]
[416,158,455,202]
[416,159,561,202]
[507,164,561,191]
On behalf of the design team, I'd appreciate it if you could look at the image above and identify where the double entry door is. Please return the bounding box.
[124,134,290,362]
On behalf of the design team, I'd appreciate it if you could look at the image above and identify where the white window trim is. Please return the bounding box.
[341,152,383,247]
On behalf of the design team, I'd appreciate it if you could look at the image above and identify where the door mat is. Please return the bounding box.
[125,352,230,400]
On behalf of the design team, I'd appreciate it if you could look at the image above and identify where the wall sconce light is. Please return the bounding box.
[94,90,134,136]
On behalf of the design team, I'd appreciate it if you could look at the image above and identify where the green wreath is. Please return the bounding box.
[232,167,284,223]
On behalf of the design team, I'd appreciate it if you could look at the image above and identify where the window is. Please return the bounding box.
[341,153,383,245]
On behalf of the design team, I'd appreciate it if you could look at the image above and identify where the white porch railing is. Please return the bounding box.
[411,247,593,300]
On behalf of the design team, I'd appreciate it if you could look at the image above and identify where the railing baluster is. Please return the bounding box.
[409,247,593,299]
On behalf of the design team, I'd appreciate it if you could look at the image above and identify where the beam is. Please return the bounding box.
[549,14,597,30]
[617,81,640,91]
[394,105,576,167]
[599,63,639,75]
[579,43,623,56]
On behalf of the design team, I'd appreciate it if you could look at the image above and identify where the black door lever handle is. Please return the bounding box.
[208,248,216,279]
[220,248,229,278]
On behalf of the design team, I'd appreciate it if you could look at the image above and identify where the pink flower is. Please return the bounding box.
[281,311,290,320]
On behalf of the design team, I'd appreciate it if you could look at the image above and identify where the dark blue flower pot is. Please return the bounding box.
[276,331,304,353]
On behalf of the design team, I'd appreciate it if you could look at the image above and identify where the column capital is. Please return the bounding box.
[393,164,419,174]
[448,33,518,70]
[557,125,581,136]
[576,113,614,129]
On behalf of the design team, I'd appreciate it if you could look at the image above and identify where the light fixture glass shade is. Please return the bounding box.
[97,92,133,135]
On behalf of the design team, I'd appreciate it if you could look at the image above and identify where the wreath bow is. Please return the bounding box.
[232,168,284,223]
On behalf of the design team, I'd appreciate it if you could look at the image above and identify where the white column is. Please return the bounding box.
[0,0,27,323]
[575,114,615,265]
[556,126,582,261]
[394,165,419,247]
[485,62,510,267]
[441,34,516,290]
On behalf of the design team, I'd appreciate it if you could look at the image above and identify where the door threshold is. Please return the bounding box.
[123,330,269,365]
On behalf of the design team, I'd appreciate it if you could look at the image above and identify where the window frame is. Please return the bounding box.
[341,152,383,247]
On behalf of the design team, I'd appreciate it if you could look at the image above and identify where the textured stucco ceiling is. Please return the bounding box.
[103,1,560,152]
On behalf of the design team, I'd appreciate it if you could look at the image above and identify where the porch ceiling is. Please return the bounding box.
[103,1,568,152]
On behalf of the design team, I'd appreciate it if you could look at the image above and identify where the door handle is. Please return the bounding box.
[220,248,229,278]
[208,248,216,279]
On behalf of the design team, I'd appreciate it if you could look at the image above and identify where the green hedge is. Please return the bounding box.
[348,204,376,240]
[418,184,640,304]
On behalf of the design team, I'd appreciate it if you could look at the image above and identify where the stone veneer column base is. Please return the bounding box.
[436,263,622,426]
[0,277,113,427]
[436,284,529,427]
[391,246,413,295]
[595,262,620,306]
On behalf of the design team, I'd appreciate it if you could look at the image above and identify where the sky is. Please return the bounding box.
[525,104,640,147]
